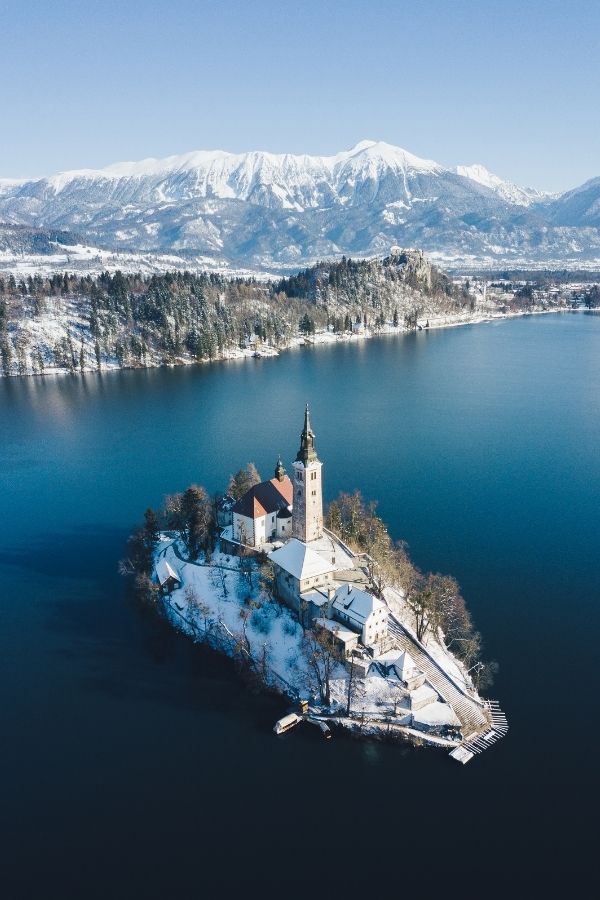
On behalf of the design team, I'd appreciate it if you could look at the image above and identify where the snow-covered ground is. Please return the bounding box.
[154,535,473,748]
[0,244,275,280]
[157,540,322,696]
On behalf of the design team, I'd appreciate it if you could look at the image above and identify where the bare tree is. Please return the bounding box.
[304,626,339,706]
[227,463,262,500]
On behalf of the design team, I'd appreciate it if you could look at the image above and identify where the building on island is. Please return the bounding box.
[155,559,182,595]
[378,649,425,691]
[231,458,292,548]
[269,406,389,659]
[222,404,393,660]
[269,538,335,610]
[331,584,388,651]
[314,617,360,659]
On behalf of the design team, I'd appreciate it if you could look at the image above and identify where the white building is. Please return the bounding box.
[269,538,336,612]
[331,584,388,649]
[231,458,293,548]
[378,649,425,691]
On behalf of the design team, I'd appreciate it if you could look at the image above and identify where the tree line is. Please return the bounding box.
[326,490,497,690]
[0,254,475,376]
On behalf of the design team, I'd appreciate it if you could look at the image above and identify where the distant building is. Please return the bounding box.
[231,458,292,548]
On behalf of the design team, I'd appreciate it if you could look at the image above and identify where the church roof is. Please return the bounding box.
[269,538,335,581]
[232,476,293,519]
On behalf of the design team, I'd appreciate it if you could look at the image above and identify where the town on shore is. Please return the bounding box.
[134,405,508,764]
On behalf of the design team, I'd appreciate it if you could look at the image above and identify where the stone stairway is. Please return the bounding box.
[387,616,490,736]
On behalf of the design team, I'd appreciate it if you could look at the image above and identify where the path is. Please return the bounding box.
[387,615,490,736]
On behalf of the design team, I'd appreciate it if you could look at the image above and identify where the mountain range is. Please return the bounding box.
[1,140,599,270]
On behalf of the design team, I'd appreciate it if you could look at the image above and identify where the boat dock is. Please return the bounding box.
[449,699,509,764]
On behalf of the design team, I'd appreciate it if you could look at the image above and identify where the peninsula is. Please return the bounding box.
[128,406,508,764]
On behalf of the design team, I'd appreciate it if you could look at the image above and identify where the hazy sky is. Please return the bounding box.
[1,0,598,191]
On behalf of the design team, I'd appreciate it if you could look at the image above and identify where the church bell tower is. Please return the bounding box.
[292,404,323,543]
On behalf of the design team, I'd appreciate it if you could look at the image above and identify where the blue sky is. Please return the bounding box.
[1,0,598,191]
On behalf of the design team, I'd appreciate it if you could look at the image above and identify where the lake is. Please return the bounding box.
[1,312,598,897]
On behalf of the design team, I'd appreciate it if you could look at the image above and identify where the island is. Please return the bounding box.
[125,405,508,764]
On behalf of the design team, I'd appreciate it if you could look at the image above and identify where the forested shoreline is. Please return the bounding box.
[0,250,580,377]
[0,252,475,376]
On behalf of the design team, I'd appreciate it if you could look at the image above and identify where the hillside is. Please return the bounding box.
[0,250,483,377]
[1,140,600,270]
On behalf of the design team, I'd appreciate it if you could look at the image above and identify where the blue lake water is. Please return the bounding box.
[1,312,598,897]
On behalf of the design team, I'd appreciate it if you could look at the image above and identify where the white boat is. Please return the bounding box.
[273,713,302,735]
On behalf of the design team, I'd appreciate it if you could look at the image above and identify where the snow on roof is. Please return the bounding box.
[232,476,292,519]
[315,618,359,644]
[308,533,355,571]
[379,650,418,681]
[299,589,329,608]
[413,702,460,728]
[269,539,335,580]
[332,584,385,625]
[156,558,180,586]
[410,685,438,706]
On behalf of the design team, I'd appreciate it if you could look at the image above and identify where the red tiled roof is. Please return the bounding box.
[232,476,293,519]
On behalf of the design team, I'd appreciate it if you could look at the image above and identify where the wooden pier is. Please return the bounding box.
[449,699,509,764]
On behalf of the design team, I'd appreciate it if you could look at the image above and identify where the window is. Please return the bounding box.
[296,471,302,481]
[311,490,316,496]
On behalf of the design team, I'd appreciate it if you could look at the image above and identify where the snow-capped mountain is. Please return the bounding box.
[0,140,598,269]
[454,163,548,206]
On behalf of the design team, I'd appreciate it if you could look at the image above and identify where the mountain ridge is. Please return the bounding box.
[1,140,599,269]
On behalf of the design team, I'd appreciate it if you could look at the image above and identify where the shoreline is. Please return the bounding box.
[152,528,505,761]
[1,305,591,381]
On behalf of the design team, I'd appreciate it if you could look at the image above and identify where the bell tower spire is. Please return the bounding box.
[292,404,323,543]
[296,403,318,465]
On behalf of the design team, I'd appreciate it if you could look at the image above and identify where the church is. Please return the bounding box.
[229,404,323,552]
[222,405,389,657]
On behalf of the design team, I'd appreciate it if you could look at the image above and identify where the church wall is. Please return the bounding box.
[233,512,256,547]
[276,516,291,540]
